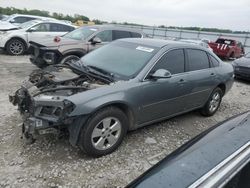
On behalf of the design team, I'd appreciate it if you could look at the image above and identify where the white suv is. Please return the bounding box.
[0,14,55,27]
[0,20,76,55]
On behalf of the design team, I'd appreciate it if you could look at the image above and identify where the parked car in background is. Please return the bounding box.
[0,20,75,55]
[127,111,250,188]
[232,52,250,80]
[0,14,55,28]
[178,39,213,52]
[0,14,8,20]
[29,25,146,68]
[9,38,234,157]
[209,38,245,59]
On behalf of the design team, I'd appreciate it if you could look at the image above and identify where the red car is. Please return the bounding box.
[209,38,245,59]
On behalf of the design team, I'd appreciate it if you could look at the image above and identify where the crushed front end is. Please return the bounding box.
[9,65,108,143]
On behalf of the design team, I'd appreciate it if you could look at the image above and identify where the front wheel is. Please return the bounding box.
[79,107,128,157]
[60,55,80,65]
[6,39,26,55]
[200,87,223,116]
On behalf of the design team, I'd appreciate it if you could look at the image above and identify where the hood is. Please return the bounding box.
[0,21,19,31]
[31,36,84,48]
[233,56,250,67]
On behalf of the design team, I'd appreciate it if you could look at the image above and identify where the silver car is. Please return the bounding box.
[10,38,234,157]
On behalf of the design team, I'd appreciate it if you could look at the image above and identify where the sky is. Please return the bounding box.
[0,0,249,31]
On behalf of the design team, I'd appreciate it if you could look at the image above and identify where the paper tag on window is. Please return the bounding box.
[136,46,154,52]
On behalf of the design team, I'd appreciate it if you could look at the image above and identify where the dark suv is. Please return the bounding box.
[29,25,146,68]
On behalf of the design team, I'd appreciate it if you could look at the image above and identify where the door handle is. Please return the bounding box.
[210,73,215,76]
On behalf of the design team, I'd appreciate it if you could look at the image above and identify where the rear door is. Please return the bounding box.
[184,49,218,109]
[139,49,190,123]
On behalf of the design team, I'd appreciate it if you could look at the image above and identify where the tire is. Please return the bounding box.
[79,107,128,157]
[60,55,80,65]
[6,38,26,55]
[200,87,223,117]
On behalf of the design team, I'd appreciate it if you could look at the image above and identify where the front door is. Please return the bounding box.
[138,49,190,124]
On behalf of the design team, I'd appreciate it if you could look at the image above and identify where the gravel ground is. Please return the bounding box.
[0,53,249,188]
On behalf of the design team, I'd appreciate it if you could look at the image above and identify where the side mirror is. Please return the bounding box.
[9,19,15,23]
[150,69,172,79]
[91,37,102,44]
[27,28,36,32]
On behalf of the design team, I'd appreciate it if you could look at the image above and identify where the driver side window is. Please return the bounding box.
[30,23,50,32]
[151,49,185,75]
[95,30,112,42]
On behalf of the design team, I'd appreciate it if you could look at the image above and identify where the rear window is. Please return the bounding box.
[187,49,210,71]
[113,30,131,40]
[50,23,74,32]
[209,55,220,67]
[216,39,234,45]
[131,32,142,38]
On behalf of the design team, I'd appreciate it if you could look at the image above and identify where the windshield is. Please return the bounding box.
[2,14,15,22]
[79,41,159,79]
[63,27,96,40]
[19,20,40,29]
[1,15,9,21]
[245,52,250,58]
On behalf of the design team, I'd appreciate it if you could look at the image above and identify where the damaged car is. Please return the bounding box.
[10,38,234,157]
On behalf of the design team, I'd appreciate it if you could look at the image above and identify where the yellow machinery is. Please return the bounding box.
[74,20,95,27]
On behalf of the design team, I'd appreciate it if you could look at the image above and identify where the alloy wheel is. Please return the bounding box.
[209,92,221,113]
[91,117,122,150]
[9,40,24,55]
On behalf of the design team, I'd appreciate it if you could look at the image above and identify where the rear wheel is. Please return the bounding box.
[6,39,26,55]
[79,107,128,157]
[200,87,223,116]
[60,55,80,65]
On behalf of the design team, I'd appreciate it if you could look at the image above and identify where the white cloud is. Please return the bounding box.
[0,0,249,30]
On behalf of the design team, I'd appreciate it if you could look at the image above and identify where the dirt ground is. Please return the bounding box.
[0,53,249,188]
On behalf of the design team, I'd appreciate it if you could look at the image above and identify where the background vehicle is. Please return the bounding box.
[209,38,245,59]
[178,39,213,52]
[0,14,55,27]
[29,25,146,68]
[0,14,8,20]
[127,111,250,188]
[10,38,234,157]
[0,20,75,55]
[232,52,250,80]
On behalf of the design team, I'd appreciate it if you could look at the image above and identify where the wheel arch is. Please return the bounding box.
[217,83,226,96]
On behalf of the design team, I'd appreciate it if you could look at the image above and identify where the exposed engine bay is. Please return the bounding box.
[9,65,109,113]
[9,65,112,143]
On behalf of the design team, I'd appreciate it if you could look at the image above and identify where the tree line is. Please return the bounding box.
[0,7,248,34]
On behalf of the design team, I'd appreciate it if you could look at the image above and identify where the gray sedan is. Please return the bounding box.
[10,38,234,157]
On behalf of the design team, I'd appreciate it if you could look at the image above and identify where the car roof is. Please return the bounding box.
[11,14,54,19]
[34,19,75,27]
[81,24,145,34]
[116,38,203,49]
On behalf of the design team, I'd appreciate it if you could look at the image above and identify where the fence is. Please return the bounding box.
[116,24,250,53]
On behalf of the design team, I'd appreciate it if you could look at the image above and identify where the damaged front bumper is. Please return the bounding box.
[9,86,76,143]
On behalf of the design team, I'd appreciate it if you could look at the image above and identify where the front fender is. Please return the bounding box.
[69,91,132,116]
